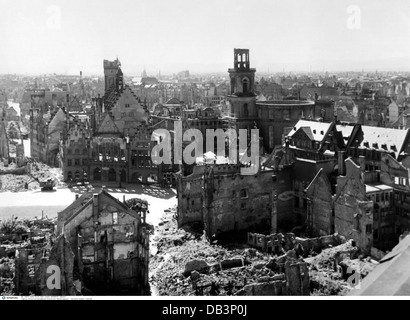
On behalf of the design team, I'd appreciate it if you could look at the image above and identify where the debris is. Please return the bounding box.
[184,260,210,277]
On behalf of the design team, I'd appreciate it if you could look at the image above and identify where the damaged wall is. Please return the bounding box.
[57,190,149,295]
[334,159,374,254]
[176,164,294,238]
[306,169,335,236]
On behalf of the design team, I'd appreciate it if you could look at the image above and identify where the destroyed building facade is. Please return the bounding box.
[55,189,150,295]
[176,161,294,238]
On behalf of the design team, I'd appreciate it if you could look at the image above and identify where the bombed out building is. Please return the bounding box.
[55,189,150,295]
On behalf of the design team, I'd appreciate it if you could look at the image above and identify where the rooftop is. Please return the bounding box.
[287,120,333,142]
[360,126,410,158]
[365,184,393,193]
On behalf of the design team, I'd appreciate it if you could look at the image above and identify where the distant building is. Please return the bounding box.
[59,59,159,185]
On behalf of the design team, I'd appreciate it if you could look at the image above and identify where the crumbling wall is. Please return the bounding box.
[176,175,203,227]
[38,235,76,295]
[247,232,345,254]
[335,159,373,254]
[205,170,274,237]
[238,256,309,296]
[305,170,334,236]
[13,235,77,296]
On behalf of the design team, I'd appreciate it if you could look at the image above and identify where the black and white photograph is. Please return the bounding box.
[0,0,410,302]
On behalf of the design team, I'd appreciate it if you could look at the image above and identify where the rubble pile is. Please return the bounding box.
[305,240,378,295]
[0,217,55,296]
[0,256,15,295]
[0,160,66,192]
[150,208,308,296]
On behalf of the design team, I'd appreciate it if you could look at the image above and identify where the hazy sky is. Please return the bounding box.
[1,0,410,75]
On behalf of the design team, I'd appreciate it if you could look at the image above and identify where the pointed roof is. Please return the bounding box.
[305,168,332,196]
[97,113,120,134]
[60,189,142,231]
[165,97,181,105]
[287,120,333,142]
[347,125,410,159]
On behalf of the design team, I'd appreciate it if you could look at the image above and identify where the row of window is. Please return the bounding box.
[369,191,392,203]
[290,139,320,150]
[132,150,151,157]
[121,112,135,117]
[394,191,409,203]
[395,207,410,217]
[347,147,384,161]
[394,176,409,187]
[131,159,156,168]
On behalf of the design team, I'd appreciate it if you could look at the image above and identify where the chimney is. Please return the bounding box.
[359,155,366,171]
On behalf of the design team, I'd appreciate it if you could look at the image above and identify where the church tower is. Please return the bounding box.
[226,49,257,131]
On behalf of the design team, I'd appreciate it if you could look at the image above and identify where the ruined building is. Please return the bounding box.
[55,189,150,295]
[176,157,294,238]
[296,123,410,254]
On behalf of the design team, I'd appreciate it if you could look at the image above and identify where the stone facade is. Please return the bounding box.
[59,60,159,184]
[176,163,293,238]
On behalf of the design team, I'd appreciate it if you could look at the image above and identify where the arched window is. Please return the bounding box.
[242,78,249,94]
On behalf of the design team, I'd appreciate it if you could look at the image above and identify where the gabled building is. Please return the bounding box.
[57,189,150,295]
[344,124,410,174]
[286,119,345,162]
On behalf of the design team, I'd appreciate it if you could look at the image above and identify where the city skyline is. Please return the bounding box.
[0,0,410,75]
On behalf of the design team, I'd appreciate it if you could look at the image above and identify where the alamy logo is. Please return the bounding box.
[46,5,61,30]
[151,121,260,175]
[346,266,361,289]
[346,5,361,30]
[46,265,61,290]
